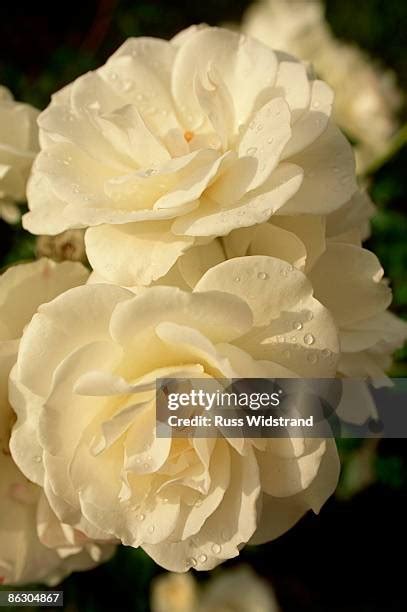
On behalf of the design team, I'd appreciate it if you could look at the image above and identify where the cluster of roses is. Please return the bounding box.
[0,26,405,585]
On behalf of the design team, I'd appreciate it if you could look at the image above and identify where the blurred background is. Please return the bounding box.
[0,1,406,610]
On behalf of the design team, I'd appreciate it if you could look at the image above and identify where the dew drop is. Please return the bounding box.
[198,554,207,563]
[255,124,263,133]
[312,101,320,109]
[189,557,197,567]
[303,333,315,345]
[267,137,274,144]
[246,146,257,155]
[234,276,241,283]
[148,525,155,534]
[306,311,314,321]
[322,349,331,358]
[290,336,297,344]
[257,271,268,280]
[138,514,145,521]
[293,321,303,331]
[211,543,221,554]
[145,168,158,176]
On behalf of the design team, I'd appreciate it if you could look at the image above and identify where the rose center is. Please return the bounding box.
[184,130,194,143]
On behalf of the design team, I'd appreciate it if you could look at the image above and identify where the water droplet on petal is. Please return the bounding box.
[267,137,274,144]
[138,514,145,521]
[211,543,221,554]
[234,276,241,283]
[145,168,157,176]
[198,554,207,563]
[293,321,303,331]
[246,146,257,155]
[303,333,315,345]
[189,557,197,567]
[257,271,268,280]
[322,349,331,358]
[148,525,155,534]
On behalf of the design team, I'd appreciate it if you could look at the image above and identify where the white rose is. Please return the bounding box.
[151,566,280,612]
[151,573,198,612]
[0,86,39,223]
[128,188,404,386]
[242,0,401,173]
[24,25,357,286]
[10,256,340,572]
[0,258,115,585]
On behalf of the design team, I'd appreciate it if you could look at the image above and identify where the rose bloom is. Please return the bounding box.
[242,0,401,173]
[90,187,407,390]
[10,256,340,571]
[24,25,358,287]
[0,86,39,224]
[0,259,115,584]
[151,566,280,612]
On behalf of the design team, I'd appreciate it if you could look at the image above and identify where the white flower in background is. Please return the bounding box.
[151,565,280,612]
[0,259,115,585]
[0,86,39,224]
[36,229,87,263]
[24,25,358,286]
[151,573,198,612]
[10,256,340,572]
[199,565,280,612]
[242,0,401,172]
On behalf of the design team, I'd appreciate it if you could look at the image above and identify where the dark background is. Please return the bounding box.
[0,2,406,610]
